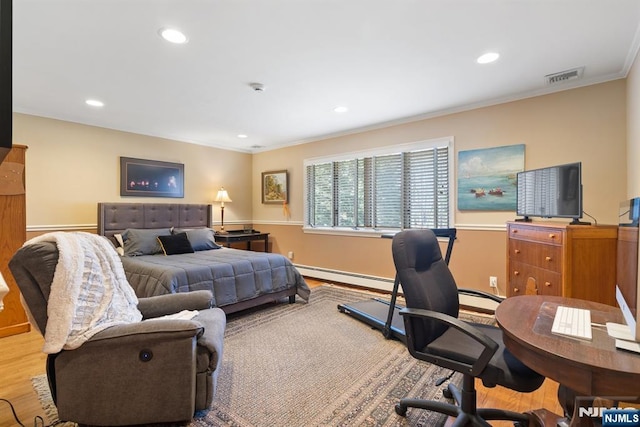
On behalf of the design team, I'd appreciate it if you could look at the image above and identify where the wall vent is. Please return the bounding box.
[545,67,584,85]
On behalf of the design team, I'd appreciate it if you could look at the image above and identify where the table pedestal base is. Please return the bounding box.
[527,408,565,427]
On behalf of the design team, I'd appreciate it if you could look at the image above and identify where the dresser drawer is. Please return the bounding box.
[537,270,563,296]
[508,261,562,297]
[508,225,564,245]
[509,239,562,272]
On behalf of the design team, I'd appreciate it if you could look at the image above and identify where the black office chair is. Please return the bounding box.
[392,229,545,426]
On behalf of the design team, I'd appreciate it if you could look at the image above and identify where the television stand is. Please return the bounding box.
[507,221,617,305]
[570,219,591,225]
[515,216,532,222]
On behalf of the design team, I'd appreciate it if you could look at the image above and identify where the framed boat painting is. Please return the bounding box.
[457,144,524,211]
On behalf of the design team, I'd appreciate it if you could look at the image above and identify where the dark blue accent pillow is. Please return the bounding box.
[157,232,195,255]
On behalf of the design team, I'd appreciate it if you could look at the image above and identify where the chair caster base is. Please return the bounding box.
[395,403,408,417]
[442,388,453,399]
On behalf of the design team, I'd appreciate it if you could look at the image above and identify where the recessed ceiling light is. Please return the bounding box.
[85,99,104,107]
[477,52,500,64]
[334,106,349,113]
[159,28,188,44]
[237,134,248,139]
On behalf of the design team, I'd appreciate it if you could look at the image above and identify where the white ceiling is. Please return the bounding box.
[12,0,640,153]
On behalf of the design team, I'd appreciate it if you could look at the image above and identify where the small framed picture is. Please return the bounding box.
[120,157,184,198]
[262,170,288,204]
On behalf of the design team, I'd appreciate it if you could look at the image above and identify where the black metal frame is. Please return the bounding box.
[338,228,458,343]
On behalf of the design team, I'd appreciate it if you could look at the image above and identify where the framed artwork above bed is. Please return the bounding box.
[120,157,184,198]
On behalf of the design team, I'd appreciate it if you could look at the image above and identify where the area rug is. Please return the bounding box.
[33,285,494,426]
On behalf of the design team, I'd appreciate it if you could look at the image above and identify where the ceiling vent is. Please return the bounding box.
[545,67,584,85]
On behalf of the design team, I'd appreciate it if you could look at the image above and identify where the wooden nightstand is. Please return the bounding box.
[214,231,270,252]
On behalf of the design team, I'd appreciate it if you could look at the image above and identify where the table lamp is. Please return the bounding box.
[214,187,232,234]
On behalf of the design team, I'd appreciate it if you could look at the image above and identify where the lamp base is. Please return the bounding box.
[216,229,229,235]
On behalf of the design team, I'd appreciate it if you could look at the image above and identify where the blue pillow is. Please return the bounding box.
[122,228,172,256]
[173,227,221,251]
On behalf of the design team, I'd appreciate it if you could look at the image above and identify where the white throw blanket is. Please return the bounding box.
[25,232,142,353]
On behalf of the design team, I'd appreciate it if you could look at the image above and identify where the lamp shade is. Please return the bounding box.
[214,188,232,203]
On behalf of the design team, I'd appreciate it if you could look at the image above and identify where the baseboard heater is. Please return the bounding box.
[294,265,395,291]
[296,264,500,315]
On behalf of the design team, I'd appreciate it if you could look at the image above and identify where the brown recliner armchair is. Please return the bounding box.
[9,241,226,426]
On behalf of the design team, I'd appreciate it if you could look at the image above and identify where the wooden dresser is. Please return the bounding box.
[0,145,29,337]
[506,221,618,305]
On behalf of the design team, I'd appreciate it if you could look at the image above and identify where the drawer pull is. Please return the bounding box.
[514,271,520,276]
[545,256,552,262]
[549,233,556,239]
[514,249,521,254]
[513,288,519,293]
[544,282,551,287]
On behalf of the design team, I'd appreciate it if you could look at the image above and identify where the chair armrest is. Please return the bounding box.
[193,307,226,371]
[458,287,504,303]
[399,307,499,376]
[137,290,214,319]
[86,317,205,342]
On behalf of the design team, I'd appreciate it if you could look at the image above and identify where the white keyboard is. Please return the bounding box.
[551,306,592,340]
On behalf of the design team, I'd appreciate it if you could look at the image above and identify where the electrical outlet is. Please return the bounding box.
[287,251,294,260]
[489,276,498,288]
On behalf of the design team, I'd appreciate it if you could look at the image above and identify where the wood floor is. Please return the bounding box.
[0,279,562,427]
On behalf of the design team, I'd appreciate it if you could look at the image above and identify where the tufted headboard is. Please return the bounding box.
[97,202,212,239]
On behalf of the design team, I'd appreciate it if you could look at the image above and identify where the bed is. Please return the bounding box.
[98,202,310,314]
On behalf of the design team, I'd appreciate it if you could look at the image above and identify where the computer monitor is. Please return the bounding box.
[614,198,640,342]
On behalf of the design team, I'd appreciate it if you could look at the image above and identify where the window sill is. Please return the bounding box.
[302,226,397,238]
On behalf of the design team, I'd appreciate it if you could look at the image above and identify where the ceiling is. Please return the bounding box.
[12,0,640,153]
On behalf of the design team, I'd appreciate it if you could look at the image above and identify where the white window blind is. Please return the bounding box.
[304,138,452,231]
[336,160,358,227]
[374,154,403,228]
[308,162,333,227]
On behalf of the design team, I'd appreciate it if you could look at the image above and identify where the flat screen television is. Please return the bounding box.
[515,162,585,223]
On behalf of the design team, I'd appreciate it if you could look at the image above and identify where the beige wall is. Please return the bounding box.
[254,80,627,294]
[628,50,640,198]
[13,114,253,228]
[12,79,628,296]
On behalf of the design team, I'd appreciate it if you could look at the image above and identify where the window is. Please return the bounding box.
[304,137,453,233]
